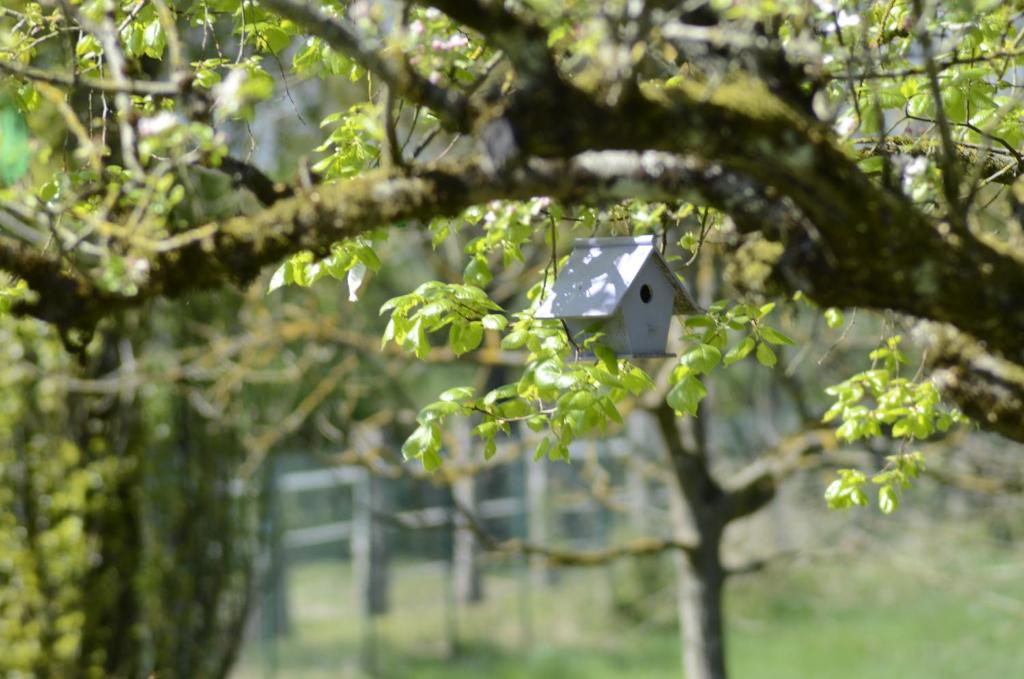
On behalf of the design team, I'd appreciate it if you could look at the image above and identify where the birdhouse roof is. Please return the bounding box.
[534,236,700,319]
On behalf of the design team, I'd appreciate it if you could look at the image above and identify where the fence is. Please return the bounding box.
[245,424,673,676]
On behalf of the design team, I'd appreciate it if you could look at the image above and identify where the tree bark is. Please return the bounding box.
[676,542,727,679]
[654,403,730,679]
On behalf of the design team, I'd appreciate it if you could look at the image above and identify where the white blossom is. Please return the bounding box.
[137,111,182,137]
[212,68,247,118]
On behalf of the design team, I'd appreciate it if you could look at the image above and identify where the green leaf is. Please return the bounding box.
[593,344,618,374]
[566,391,595,411]
[684,315,714,328]
[402,423,440,462]
[598,396,623,425]
[532,359,574,397]
[501,329,528,349]
[417,400,462,424]
[825,307,844,329]
[723,336,756,366]
[450,322,484,356]
[621,366,654,394]
[439,386,474,402]
[267,263,288,293]
[496,397,532,419]
[760,326,795,346]
[261,25,291,54]
[464,255,493,286]
[355,243,382,271]
[408,318,429,359]
[422,448,442,472]
[755,343,777,368]
[666,375,706,416]
[481,314,508,331]
[679,343,721,375]
[473,421,500,439]
[824,469,869,509]
[533,436,552,461]
[526,415,548,432]
[142,19,166,57]
[878,485,899,514]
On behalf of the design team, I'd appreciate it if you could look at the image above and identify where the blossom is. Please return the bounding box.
[212,68,247,117]
[138,111,182,137]
[430,34,469,51]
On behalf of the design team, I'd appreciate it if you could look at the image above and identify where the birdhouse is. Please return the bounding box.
[535,236,700,357]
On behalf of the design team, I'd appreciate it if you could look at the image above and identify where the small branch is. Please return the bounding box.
[912,0,962,226]
[856,135,1023,186]
[261,0,471,131]
[832,48,1024,81]
[451,496,694,565]
[152,0,186,82]
[422,0,560,85]
[382,84,405,170]
[0,57,181,96]
[70,3,143,175]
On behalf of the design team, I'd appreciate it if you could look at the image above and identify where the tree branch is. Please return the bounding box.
[929,326,1024,442]
[856,135,1023,186]
[261,0,471,131]
[0,151,738,332]
[218,156,294,205]
[449,495,694,565]
[0,58,183,96]
[722,428,836,521]
[652,401,725,516]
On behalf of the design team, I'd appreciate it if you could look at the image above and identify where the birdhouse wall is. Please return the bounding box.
[620,259,674,356]
[564,314,632,355]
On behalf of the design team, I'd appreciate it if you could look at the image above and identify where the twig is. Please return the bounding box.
[0,57,180,96]
[261,0,471,131]
[912,0,963,229]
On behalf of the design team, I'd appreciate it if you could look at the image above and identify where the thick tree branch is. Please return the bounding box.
[0,151,735,332]
[929,327,1024,442]
[218,156,294,205]
[653,402,725,521]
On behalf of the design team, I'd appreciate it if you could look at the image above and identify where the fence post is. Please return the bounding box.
[263,455,291,641]
[351,426,391,674]
[626,411,652,536]
[526,440,549,589]
[451,418,483,606]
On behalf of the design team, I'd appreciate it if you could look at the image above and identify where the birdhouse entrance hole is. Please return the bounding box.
[640,284,652,303]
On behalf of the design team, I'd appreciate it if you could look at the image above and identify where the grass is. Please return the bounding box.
[232,526,1024,678]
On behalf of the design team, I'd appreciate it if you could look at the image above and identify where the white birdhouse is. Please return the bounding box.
[535,236,699,357]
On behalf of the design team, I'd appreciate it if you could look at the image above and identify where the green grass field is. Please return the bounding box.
[233,525,1024,678]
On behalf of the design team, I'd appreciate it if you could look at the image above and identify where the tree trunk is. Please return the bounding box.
[675,541,727,679]
[654,399,729,679]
